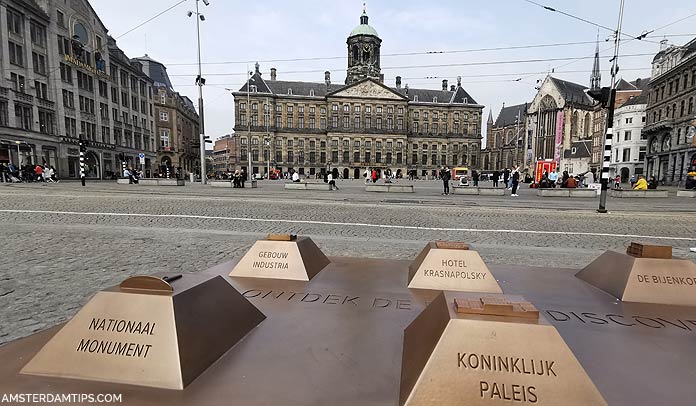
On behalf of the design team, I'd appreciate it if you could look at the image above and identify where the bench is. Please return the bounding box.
[285,182,331,191]
[365,184,414,193]
[537,188,597,198]
[677,190,696,198]
[610,189,668,198]
[138,178,185,186]
[210,180,257,188]
[452,186,505,196]
[209,181,233,188]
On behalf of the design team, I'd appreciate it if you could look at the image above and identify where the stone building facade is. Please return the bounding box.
[526,76,597,175]
[609,93,648,181]
[643,38,696,185]
[136,55,200,177]
[231,10,483,179]
[482,102,528,171]
[591,78,649,173]
[0,0,158,179]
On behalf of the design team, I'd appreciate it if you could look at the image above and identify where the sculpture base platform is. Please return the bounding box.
[1,258,696,405]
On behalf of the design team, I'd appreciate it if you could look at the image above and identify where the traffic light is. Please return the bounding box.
[78,140,87,153]
[587,87,612,108]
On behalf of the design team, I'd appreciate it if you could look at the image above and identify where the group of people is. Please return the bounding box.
[1,163,58,183]
[122,167,142,184]
[539,169,581,189]
[231,170,248,188]
[439,166,521,197]
[363,167,396,184]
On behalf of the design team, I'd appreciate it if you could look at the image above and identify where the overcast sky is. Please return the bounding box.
[91,0,696,144]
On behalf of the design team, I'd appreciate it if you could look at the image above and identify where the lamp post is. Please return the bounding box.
[189,0,210,184]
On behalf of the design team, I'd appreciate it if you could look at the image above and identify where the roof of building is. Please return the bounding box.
[619,93,648,108]
[494,103,528,128]
[550,77,593,106]
[350,11,379,37]
[631,77,650,91]
[107,37,151,81]
[653,37,696,63]
[616,79,635,91]
[180,95,196,111]
[237,73,479,105]
[134,54,173,89]
[563,140,592,159]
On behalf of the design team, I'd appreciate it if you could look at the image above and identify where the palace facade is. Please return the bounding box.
[231,9,483,179]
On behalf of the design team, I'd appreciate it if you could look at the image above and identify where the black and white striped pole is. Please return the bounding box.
[79,139,87,187]
[597,89,617,213]
[591,0,624,213]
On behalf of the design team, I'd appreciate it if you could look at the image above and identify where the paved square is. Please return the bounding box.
[1,179,695,344]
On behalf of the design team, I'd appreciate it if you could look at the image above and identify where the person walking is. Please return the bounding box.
[511,167,520,197]
[440,166,451,195]
[492,170,500,188]
[34,164,44,182]
[614,175,621,190]
[472,170,480,187]
[328,172,338,190]
[503,168,510,189]
[371,168,378,183]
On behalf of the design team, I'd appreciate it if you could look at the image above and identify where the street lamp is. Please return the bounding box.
[264,138,271,179]
[188,0,209,184]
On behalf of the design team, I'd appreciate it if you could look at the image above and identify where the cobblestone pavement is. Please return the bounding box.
[1,180,695,344]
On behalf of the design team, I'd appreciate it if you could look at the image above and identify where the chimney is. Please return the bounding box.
[270,68,277,81]
[659,39,669,51]
[380,73,384,83]
[254,62,260,75]
[405,84,409,96]
[450,85,456,91]
[325,71,331,87]
[396,76,402,89]
[442,79,448,91]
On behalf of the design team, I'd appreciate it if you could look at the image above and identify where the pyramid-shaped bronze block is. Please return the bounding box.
[230,235,330,281]
[21,274,265,389]
[576,249,696,306]
[400,293,606,406]
[408,242,502,293]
